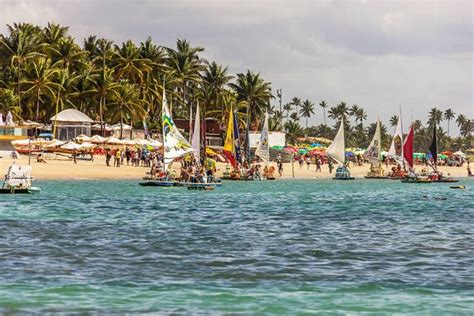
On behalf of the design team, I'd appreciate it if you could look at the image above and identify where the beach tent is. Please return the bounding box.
[79,142,95,149]
[50,109,93,140]
[111,123,132,131]
[92,123,113,131]
[121,138,136,146]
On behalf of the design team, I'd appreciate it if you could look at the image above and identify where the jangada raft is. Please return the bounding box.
[327,118,354,180]
[1,164,40,194]
[364,119,388,179]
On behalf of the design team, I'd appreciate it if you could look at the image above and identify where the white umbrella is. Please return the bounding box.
[105,136,124,145]
[79,142,95,149]
[149,140,162,147]
[121,138,136,146]
[111,123,132,131]
[453,151,466,158]
[60,141,82,150]
[90,135,106,144]
[45,140,66,148]
[76,134,92,142]
[135,139,150,146]
[11,139,31,146]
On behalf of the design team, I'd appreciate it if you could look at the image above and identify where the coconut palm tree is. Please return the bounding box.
[21,56,61,121]
[109,81,145,138]
[328,102,349,122]
[90,68,120,135]
[444,108,455,137]
[229,70,272,129]
[0,23,42,108]
[290,97,302,122]
[389,115,399,127]
[0,88,21,120]
[299,99,315,128]
[319,100,328,127]
[427,107,443,127]
[113,40,152,85]
[202,61,233,116]
[284,120,303,144]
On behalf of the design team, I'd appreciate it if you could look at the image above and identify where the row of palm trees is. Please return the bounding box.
[0,22,272,137]
[0,23,471,150]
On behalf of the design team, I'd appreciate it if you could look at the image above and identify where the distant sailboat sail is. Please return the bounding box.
[327,118,346,165]
[233,110,241,165]
[223,107,237,167]
[365,119,382,162]
[162,87,194,170]
[388,117,403,164]
[255,111,269,163]
[403,125,414,170]
[429,123,438,166]
[191,102,200,161]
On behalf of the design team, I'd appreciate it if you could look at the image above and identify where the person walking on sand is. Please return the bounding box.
[316,157,322,172]
[105,148,111,167]
[306,155,311,170]
[276,154,284,177]
[328,159,334,174]
[115,149,121,167]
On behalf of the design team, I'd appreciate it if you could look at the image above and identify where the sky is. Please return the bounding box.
[1,0,472,131]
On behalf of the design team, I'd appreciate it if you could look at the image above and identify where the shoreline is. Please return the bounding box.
[0,155,469,181]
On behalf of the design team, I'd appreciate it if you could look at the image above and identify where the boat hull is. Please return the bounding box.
[364,176,389,179]
[139,181,175,187]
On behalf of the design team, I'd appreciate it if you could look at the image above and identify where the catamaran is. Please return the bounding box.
[327,118,354,180]
[364,118,387,179]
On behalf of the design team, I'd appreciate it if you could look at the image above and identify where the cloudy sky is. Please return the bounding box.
[1,0,472,129]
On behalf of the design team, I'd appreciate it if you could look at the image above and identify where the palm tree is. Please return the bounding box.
[444,109,455,137]
[165,39,204,116]
[389,115,399,127]
[299,99,315,128]
[229,70,272,129]
[290,112,299,121]
[283,102,292,120]
[328,102,349,122]
[113,40,152,84]
[412,119,423,133]
[109,81,145,138]
[284,120,303,144]
[427,107,443,127]
[349,104,360,124]
[319,100,328,127]
[0,88,21,120]
[202,61,233,116]
[355,107,367,128]
[0,23,42,108]
[21,56,61,121]
[90,68,120,135]
[290,97,302,122]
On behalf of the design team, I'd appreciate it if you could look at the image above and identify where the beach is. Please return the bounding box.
[0,154,468,180]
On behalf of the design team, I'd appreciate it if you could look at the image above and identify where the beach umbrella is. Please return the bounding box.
[111,123,133,131]
[345,151,354,157]
[105,137,124,145]
[76,134,91,142]
[438,154,447,159]
[298,149,308,155]
[61,141,82,150]
[79,142,95,149]
[45,139,66,148]
[11,139,31,146]
[441,150,453,156]
[149,140,162,147]
[453,151,466,158]
[413,153,426,158]
[135,139,150,146]
[121,138,136,146]
[90,135,106,144]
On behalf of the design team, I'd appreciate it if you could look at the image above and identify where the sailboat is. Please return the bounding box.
[387,115,406,179]
[400,125,432,183]
[364,119,387,179]
[327,118,354,180]
[139,85,195,187]
[222,107,245,180]
[426,123,458,183]
[255,111,276,180]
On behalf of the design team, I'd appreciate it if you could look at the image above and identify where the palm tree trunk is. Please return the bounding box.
[99,96,104,137]
[17,61,21,109]
[35,89,40,122]
[120,104,123,139]
[447,119,450,137]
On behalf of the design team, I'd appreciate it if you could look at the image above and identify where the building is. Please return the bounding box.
[50,109,94,140]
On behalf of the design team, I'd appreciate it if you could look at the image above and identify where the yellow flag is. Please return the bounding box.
[223,107,234,154]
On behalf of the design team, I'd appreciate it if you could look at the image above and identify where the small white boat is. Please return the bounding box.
[1,164,40,194]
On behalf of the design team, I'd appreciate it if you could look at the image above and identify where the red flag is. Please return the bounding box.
[403,126,414,169]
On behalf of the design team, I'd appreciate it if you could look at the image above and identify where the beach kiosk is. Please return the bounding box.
[50,109,94,141]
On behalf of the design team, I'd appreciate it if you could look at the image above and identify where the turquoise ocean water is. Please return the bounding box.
[0,179,473,314]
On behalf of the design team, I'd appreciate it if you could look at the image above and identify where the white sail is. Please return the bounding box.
[162,88,194,170]
[327,118,345,165]
[365,119,381,162]
[388,116,403,164]
[191,102,200,160]
[255,111,269,163]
